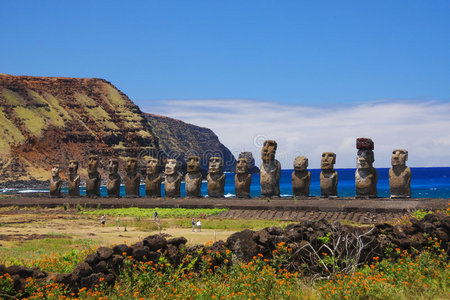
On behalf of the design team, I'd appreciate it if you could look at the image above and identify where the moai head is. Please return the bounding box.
[294,156,308,172]
[88,155,99,174]
[187,155,200,173]
[126,158,138,175]
[109,159,119,175]
[236,158,249,174]
[391,149,408,166]
[261,140,277,163]
[321,152,336,170]
[356,150,374,169]
[165,159,179,175]
[146,157,159,175]
[68,160,79,175]
[51,165,60,178]
[209,157,223,174]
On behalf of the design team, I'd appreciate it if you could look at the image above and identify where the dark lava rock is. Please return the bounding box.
[71,262,92,283]
[167,237,187,247]
[226,229,260,262]
[113,244,129,255]
[53,273,72,285]
[143,235,167,251]
[85,253,100,266]
[93,261,108,274]
[97,247,113,260]
[32,267,47,279]
[6,266,34,278]
[132,246,152,261]
[0,264,6,276]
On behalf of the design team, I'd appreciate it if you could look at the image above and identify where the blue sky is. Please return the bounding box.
[1,1,450,167]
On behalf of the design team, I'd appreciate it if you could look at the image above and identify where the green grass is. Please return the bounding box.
[80,207,229,218]
[0,237,97,273]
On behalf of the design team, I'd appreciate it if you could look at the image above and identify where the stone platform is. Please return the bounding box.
[0,195,447,212]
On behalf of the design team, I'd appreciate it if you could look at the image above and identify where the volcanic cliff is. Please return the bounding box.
[0,74,236,185]
[145,113,236,173]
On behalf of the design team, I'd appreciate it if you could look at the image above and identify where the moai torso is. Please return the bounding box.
[389,149,411,198]
[145,158,162,197]
[86,155,101,197]
[165,159,181,197]
[292,156,311,197]
[185,156,202,197]
[124,158,140,197]
[235,157,251,198]
[107,159,121,197]
[355,138,377,198]
[68,160,80,196]
[50,166,63,197]
[207,157,225,197]
[320,152,338,197]
[260,140,281,197]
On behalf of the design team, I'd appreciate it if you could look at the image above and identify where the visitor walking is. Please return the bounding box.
[116,218,120,230]
[196,220,202,232]
[101,215,106,227]
[154,211,159,222]
[191,218,196,232]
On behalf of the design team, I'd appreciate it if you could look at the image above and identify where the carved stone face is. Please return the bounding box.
[261,140,277,163]
[236,158,248,174]
[69,160,78,175]
[109,159,119,174]
[147,157,159,175]
[294,156,308,172]
[187,156,200,173]
[321,152,336,170]
[165,159,179,175]
[356,150,374,169]
[392,149,408,166]
[88,156,99,173]
[126,158,137,174]
[51,165,60,178]
[209,157,223,174]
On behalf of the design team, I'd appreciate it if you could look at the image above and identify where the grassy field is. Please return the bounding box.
[0,206,448,299]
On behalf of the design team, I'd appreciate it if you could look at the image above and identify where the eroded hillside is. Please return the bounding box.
[0,74,158,184]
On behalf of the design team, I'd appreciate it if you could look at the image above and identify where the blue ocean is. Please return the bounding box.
[6,167,449,199]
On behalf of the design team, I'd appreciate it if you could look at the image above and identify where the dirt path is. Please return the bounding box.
[0,210,234,248]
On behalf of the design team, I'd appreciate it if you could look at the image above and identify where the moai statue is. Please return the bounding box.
[185,155,202,197]
[124,157,140,197]
[389,149,411,198]
[320,152,338,197]
[50,165,63,197]
[107,159,121,197]
[207,157,225,197]
[235,157,251,198]
[292,156,311,197]
[260,140,281,197]
[355,138,378,198]
[86,155,101,197]
[145,157,162,197]
[165,159,181,197]
[68,160,80,196]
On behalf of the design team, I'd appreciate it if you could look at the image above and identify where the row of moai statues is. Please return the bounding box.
[50,138,411,198]
[290,138,411,198]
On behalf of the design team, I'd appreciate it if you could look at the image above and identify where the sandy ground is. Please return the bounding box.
[0,209,234,249]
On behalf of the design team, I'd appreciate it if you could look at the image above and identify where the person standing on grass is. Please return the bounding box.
[196,220,202,232]
[192,218,196,232]
[116,218,120,230]
[154,210,158,222]
[101,215,106,227]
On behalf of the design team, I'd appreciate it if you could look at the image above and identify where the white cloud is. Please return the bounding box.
[142,100,450,168]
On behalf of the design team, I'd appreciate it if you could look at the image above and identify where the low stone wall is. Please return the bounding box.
[1,213,448,297]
